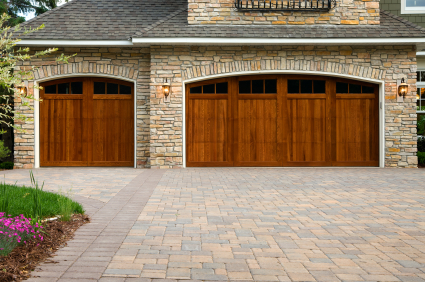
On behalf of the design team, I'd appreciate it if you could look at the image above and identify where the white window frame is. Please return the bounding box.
[401,0,425,14]
[417,70,425,113]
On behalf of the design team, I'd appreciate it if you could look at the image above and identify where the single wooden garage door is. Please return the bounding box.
[186,75,379,167]
[40,78,134,167]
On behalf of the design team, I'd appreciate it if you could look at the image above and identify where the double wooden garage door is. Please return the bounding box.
[40,78,134,167]
[186,75,379,167]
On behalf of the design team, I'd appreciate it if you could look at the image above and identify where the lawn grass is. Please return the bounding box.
[0,182,84,219]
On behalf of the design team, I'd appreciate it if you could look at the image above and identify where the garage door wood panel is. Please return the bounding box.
[40,96,86,166]
[186,80,232,167]
[188,99,228,163]
[287,97,327,164]
[40,78,134,167]
[186,75,379,167]
[334,85,379,166]
[236,98,279,166]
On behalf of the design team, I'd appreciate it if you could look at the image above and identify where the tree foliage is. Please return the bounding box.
[0,0,67,26]
[0,13,74,133]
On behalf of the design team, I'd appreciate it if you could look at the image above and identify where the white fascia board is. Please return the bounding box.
[16,40,133,46]
[417,52,425,56]
[132,37,425,45]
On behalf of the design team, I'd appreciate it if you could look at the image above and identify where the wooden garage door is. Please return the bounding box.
[186,75,379,167]
[40,78,134,167]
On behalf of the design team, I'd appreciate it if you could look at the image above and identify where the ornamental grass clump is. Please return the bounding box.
[0,212,43,256]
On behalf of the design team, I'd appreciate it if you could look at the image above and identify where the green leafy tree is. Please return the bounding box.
[0,0,67,26]
[0,13,74,133]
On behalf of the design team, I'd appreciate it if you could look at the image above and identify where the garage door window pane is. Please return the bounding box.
[190,86,202,94]
[216,82,228,94]
[350,84,362,94]
[203,84,215,94]
[94,82,106,94]
[300,80,313,94]
[107,83,119,94]
[314,80,326,93]
[336,82,349,93]
[71,82,83,94]
[239,81,251,93]
[120,85,132,95]
[45,85,56,94]
[252,80,264,93]
[265,79,277,93]
[362,86,374,93]
[288,80,299,93]
[58,83,69,94]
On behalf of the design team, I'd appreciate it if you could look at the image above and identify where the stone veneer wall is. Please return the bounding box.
[188,0,380,25]
[14,47,151,169]
[150,45,417,168]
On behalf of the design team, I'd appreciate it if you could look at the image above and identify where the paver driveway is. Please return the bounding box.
[15,168,425,282]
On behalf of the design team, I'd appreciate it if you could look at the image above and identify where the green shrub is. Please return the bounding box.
[418,115,425,136]
[418,152,425,165]
[419,137,425,153]
[0,162,13,170]
[0,140,10,161]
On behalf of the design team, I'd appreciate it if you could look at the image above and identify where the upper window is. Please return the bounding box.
[401,0,425,14]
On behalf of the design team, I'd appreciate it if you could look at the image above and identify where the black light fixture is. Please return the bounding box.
[398,78,408,97]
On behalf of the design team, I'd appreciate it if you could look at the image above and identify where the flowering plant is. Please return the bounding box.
[0,212,43,256]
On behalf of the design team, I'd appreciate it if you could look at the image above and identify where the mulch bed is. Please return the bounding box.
[0,214,90,282]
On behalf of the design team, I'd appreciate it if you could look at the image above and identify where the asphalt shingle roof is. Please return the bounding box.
[18,0,425,40]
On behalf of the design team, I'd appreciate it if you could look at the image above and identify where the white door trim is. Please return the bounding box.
[34,73,138,168]
[182,70,386,168]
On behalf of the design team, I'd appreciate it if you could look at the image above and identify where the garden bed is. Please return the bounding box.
[0,214,89,282]
[0,172,87,281]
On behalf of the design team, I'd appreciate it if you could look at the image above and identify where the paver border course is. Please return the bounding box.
[27,169,165,282]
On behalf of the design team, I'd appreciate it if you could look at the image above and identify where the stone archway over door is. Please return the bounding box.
[185,75,379,167]
[40,77,134,167]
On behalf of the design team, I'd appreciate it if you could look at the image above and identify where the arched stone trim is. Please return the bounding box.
[33,61,139,81]
[182,59,385,82]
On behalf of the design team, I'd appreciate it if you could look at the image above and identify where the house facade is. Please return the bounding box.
[380,0,425,133]
[13,0,425,169]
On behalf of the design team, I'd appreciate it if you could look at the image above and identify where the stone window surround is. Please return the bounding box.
[179,69,386,168]
[401,0,425,14]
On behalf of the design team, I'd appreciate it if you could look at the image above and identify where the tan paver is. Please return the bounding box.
[21,167,425,282]
[106,168,425,282]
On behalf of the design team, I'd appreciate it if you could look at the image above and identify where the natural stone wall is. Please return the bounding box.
[188,0,380,25]
[150,45,417,168]
[14,47,151,169]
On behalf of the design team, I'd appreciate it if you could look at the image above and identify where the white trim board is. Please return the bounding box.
[182,70,386,168]
[133,37,425,45]
[17,40,133,47]
[15,37,425,47]
[33,73,138,169]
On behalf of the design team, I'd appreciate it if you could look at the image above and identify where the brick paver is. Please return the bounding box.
[106,168,425,282]
[19,167,425,281]
[2,168,141,202]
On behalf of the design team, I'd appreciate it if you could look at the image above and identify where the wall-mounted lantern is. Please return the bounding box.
[398,78,408,97]
[16,81,28,97]
[163,79,170,97]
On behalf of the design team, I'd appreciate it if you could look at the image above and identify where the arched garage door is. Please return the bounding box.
[186,75,379,167]
[40,78,134,167]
